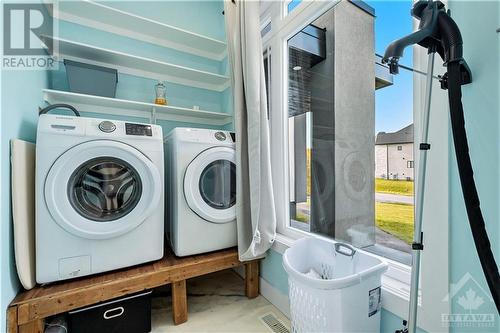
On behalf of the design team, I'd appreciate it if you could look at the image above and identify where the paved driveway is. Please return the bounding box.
[375,192,414,205]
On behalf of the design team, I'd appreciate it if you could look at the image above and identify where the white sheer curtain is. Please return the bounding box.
[224,0,276,261]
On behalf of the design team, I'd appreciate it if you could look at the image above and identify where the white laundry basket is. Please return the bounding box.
[283,238,388,333]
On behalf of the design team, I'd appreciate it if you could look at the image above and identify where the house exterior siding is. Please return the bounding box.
[375,142,414,180]
[375,144,388,178]
[375,124,414,180]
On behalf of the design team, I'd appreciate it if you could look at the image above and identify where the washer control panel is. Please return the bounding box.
[125,123,152,136]
[98,121,116,133]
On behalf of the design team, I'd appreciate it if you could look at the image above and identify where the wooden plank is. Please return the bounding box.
[245,261,260,299]
[6,306,18,333]
[13,248,242,324]
[10,248,232,306]
[11,247,236,305]
[16,304,30,327]
[18,319,43,333]
[171,280,188,325]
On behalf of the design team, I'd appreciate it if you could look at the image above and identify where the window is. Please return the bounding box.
[285,3,376,248]
[287,15,329,234]
[266,0,417,259]
[261,21,271,38]
[261,2,450,329]
[269,0,417,261]
[407,161,414,168]
[287,0,302,14]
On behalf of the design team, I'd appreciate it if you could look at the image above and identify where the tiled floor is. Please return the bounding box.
[151,270,290,332]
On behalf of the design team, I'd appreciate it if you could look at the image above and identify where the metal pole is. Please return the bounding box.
[408,51,435,333]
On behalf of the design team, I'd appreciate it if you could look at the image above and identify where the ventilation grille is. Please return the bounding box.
[260,313,290,333]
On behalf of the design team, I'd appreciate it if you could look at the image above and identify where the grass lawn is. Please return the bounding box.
[376,202,414,244]
[376,178,414,196]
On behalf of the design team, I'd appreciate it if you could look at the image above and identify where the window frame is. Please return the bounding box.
[261,1,450,331]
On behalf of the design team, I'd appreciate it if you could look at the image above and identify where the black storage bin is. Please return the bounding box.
[68,291,152,333]
[64,59,118,97]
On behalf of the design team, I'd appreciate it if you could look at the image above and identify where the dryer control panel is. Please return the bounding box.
[166,127,235,145]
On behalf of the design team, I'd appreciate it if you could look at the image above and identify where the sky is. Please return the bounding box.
[365,0,415,134]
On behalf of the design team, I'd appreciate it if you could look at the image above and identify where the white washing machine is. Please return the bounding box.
[36,114,164,283]
[165,128,237,256]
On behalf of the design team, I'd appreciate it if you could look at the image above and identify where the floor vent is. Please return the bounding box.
[260,313,290,333]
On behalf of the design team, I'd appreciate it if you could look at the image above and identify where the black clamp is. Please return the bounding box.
[419,143,431,150]
[412,242,424,250]
[388,59,399,75]
[439,73,449,90]
[439,62,472,90]
[412,232,424,250]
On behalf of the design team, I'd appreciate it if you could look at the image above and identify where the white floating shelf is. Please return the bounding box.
[43,89,233,126]
[55,0,227,61]
[42,36,230,92]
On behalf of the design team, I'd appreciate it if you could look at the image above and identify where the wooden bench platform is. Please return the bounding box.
[7,247,259,333]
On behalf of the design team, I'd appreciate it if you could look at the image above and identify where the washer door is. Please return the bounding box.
[184,147,236,224]
[45,140,162,239]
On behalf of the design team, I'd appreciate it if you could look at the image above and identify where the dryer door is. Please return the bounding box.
[184,146,236,224]
[45,140,162,239]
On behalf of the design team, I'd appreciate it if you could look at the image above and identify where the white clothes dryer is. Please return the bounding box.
[165,128,237,256]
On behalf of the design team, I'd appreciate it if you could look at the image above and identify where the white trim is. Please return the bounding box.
[411,43,451,333]
[43,90,232,126]
[260,277,291,319]
[54,0,227,61]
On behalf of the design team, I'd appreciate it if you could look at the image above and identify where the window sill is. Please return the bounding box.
[271,232,414,319]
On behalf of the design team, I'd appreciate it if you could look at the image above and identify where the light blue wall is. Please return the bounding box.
[1,69,48,333]
[260,248,289,295]
[1,1,229,330]
[447,1,499,332]
[260,2,499,332]
[104,0,226,41]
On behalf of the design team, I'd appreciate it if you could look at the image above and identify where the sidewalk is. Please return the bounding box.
[375,192,413,205]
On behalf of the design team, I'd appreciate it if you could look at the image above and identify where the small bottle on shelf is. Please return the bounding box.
[154,81,167,105]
